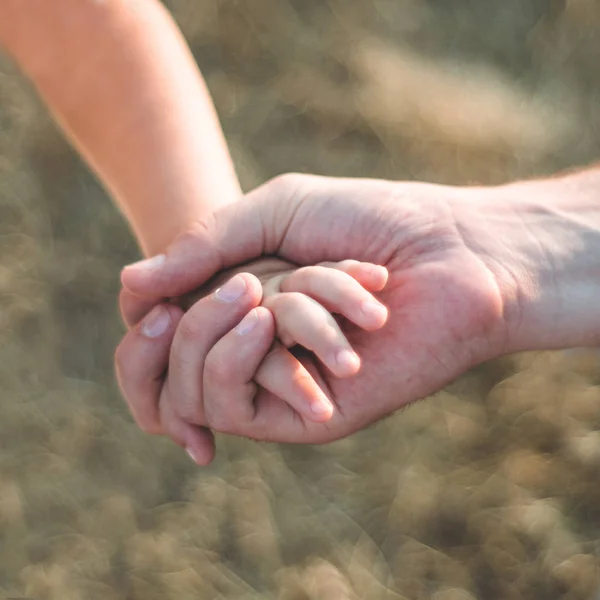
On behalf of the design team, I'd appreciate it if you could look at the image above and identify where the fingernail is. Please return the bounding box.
[126,254,166,272]
[186,447,200,464]
[336,349,361,374]
[361,300,388,321]
[235,309,259,335]
[311,395,334,417]
[141,305,171,338]
[215,275,247,302]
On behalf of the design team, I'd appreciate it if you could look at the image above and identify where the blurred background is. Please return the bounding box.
[1,0,600,598]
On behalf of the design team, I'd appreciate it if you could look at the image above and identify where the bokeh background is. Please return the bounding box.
[2,1,600,598]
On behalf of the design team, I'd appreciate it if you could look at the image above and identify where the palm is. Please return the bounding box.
[242,177,503,442]
[119,175,505,449]
[324,249,499,440]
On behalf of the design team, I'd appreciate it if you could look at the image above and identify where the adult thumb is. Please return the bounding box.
[120,201,267,299]
[120,173,310,299]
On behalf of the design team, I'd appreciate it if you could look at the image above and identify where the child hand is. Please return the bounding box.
[120,256,388,434]
[206,257,389,422]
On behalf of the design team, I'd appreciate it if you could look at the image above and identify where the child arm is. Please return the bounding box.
[0,0,240,256]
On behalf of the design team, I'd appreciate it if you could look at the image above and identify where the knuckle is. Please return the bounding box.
[205,404,236,434]
[178,409,203,429]
[286,265,318,287]
[308,319,339,349]
[174,400,204,426]
[261,344,289,368]
[290,367,314,387]
[176,314,203,343]
[278,291,307,312]
[204,352,233,385]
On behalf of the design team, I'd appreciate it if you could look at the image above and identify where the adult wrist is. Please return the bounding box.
[458,168,600,355]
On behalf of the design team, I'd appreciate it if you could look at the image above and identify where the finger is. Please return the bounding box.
[120,174,396,302]
[119,221,235,300]
[254,343,334,421]
[262,292,361,378]
[158,389,216,466]
[119,181,284,299]
[210,350,342,444]
[321,260,389,292]
[119,287,160,329]
[203,308,333,430]
[119,175,315,299]
[114,303,182,435]
[168,272,263,425]
[115,302,217,464]
[279,265,388,331]
[202,307,272,428]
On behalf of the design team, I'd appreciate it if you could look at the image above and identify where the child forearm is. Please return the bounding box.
[0,0,241,256]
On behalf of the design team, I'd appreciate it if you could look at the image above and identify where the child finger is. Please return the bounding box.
[158,390,216,466]
[202,307,276,429]
[254,342,334,422]
[263,292,361,378]
[114,302,182,436]
[318,260,389,292]
[202,313,332,426]
[279,266,388,331]
[168,272,263,426]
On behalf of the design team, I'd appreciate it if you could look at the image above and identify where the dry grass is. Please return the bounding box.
[2,1,600,598]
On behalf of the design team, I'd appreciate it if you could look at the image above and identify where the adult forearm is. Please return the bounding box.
[458,166,600,354]
[0,0,240,256]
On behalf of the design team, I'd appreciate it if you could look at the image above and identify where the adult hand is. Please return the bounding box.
[116,171,600,461]
[115,174,508,457]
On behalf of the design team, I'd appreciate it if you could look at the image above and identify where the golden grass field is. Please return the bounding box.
[2,1,600,598]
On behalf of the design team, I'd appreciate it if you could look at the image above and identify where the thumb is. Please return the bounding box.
[120,222,223,299]
[120,187,280,299]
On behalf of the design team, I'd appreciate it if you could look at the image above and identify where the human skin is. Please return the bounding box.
[116,167,600,463]
[0,0,240,256]
[0,0,238,459]
[0,1,390,459]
